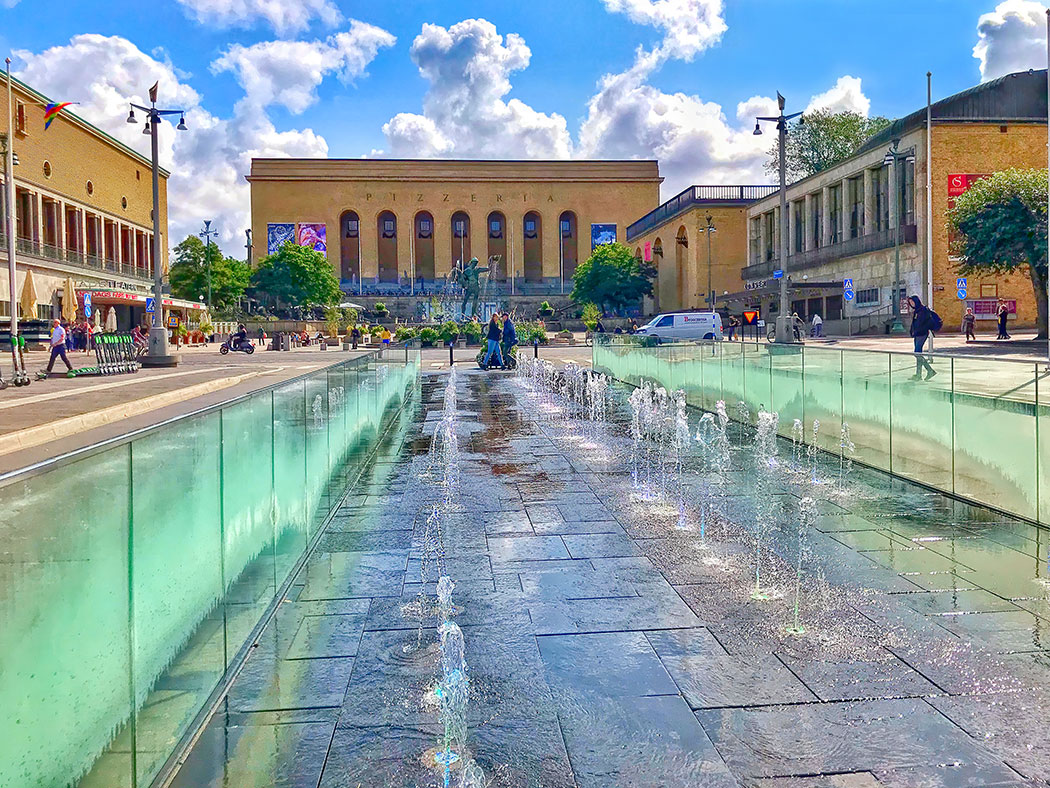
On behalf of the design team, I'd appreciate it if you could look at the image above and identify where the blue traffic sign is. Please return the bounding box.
[956,277,967,289]
[146,297,156,313]
[843,278,853,290]
[957,288,967,300]
[844,289,855,302]
[772,270,784,280]
[83,292,92,318]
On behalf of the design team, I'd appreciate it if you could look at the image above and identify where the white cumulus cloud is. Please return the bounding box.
[974,0,1049,80]
[176,0,341,36]
[805,75,870,115]
[382,19,571,159]
[13,34,329,249]
[212,21,396,113]
[601,0,727,59]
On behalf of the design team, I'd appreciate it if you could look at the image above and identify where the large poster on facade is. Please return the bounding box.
[267,223,295,254]
[296,223,327,253]
[591,223,617,250]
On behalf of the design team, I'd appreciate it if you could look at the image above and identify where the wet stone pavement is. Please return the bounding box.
[172,369,1050,788]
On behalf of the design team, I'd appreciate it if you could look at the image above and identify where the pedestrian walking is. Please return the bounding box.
[996,301,1011,340]
[351,325,361,350]
[811,313,824,337]
[501,312,517,368]
[482,313,503,369]
[961,308,976,342]
[45,319,73,374]
[726,315,739,341]
[257,327,265,346]
[908,295,941,380]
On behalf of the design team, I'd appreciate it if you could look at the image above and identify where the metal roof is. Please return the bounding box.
[858,68,1048,155]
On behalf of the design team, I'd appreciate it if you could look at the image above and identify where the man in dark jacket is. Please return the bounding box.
[500,313,517,369]
[908,295,937,380]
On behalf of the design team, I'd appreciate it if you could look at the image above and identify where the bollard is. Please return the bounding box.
[449,342,454,366]
[533,340,539,359]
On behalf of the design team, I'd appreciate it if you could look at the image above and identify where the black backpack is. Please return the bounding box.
[927,309,943,332]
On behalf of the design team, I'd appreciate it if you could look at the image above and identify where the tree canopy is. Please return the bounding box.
[946,168,1048,338]
[169,235,251,312]
[766,110,891,183]
[250,241,342,312]
[570,242,655,314]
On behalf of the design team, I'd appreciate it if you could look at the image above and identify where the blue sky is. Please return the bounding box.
[0,0,1039,247]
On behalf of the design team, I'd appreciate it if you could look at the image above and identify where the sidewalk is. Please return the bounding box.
[810,331,1049,361]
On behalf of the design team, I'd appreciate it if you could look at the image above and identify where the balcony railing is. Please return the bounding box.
[2,231,153,281]
[741,224,918,281]
[626,184,779,242]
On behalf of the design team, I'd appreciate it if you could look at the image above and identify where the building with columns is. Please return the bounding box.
[247,158,661,296]
[626,185,777,314]
[739,69,1049,332]
[0,72,200,331]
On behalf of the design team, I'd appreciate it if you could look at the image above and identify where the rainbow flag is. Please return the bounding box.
[43,102,74,130]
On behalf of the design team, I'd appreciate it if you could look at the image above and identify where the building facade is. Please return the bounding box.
[247,159,661,295]
[0,72,192,331]
[739,69,1048,332]
[626,185,778,314]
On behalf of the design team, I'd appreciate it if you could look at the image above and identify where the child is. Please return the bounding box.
[381,327,392,353]
[961,307,976,342]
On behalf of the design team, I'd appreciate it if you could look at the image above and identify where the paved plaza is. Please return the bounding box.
[165,368,1050,788]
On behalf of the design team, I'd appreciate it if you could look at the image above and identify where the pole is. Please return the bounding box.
[1046,11,1049,362]
[146,96,173,365]
[509,220,515,297]
[4,59,16,344]
[926,72,935,351]
[559,223,565,296]
[890,150,904,333]
[776,109,790,342]
[410,217,415,297]
[706,216,714,313]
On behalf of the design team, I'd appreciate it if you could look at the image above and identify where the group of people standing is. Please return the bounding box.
[481,312,518,370]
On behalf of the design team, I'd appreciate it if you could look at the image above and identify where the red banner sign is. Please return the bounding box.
[948,174,989,197]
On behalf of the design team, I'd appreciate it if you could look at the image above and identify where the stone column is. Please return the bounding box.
[821,186,832,247]
[863,169,874,236]
[757,213,767,264]
[803,194,814,252]
[787,201,797,257]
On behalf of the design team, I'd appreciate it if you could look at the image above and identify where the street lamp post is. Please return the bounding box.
[127,82,187,367]
[698,213,716,311]
[755,93,803,343]
[199,219,217,311]
[4,59,18,352]
[883,139,914,335]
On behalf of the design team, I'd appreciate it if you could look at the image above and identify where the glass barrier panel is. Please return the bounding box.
[840,350,891,473]
[801,346,843,453]
[0,449,133,788]
[1040,372,1050,525]
[952,358,1038,521]
[720,342,747,422]
[273,380,309,589]
[305,371,331,530]
[769,346,804,440]
[742,342,772,419]
[130,411,223,788]
[887,350,953,491]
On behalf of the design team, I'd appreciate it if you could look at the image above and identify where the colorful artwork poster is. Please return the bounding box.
[591,223,617,250]
[296,223,327,253]
[267,223,295,254]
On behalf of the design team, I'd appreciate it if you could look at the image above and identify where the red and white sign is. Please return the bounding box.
[948,174,989,197]
[83,291,206,310]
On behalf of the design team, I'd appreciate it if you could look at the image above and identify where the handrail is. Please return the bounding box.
[847,304,895,336]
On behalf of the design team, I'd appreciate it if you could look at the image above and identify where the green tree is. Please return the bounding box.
[946,168,1048,339]
[766,110,892,183]
[250,241,342,312]
[571,242,655,314]
[169,235,251,312]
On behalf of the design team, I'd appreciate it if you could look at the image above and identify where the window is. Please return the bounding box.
[899,157,915,225]
[560,219,571,238]
[86,180,94,196]
[524,219,537,237]
[763,211,775,261]
[811,192,823,249]
[825,294,843,320]
[847,176,863,238]
[855,287,879,306]
[0,300,8,317]
[453,220,466,238]
[874,166,890,231]
[792,201,804,255]
[346,219,359,237]
[829,184,842,244]
[121,196,128,210]
[655,315,674,327]
[749,217,761,264]
[382,219,395,237]
[417,218,431,237]
[15,101,27,135]
[42,161,52,178]
[489,219,502,238]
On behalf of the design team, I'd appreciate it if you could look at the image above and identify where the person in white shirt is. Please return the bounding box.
[46,319,73,374]
[811,313,824,338]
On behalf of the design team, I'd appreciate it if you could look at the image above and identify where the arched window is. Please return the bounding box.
[415,211,435,281]
[376,211,397,283]
[450,211,471,267]
[558,210,578,284]
[675,225,689,311]
[523,211,542,283]
[487,211,507,281]
[339,210,360,284]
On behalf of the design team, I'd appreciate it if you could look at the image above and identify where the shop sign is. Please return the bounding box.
[745,280,766,291]
[966,299,1016,320]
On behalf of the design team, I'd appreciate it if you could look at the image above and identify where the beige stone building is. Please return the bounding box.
[0,72,198,331]
[247,159,661,295]
[626,186,777,314]
[740,69,1049,333]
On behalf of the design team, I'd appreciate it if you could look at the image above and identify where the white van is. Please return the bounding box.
[636,311,723,342]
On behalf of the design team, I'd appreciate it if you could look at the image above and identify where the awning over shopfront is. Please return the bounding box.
[77,290,207,312]
[717,280,842,307]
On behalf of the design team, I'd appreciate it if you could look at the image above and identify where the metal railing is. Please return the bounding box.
[2,230,154,282]
[742,224,918,280]
[626,184,779,241]
[847,303,895,336]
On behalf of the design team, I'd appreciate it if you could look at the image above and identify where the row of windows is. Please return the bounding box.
[750,157,917,264]
[342,211,576,240]
[0,300,52,319]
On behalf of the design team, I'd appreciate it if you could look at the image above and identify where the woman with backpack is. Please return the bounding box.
[481,313,503,369]
[908,295,939,381]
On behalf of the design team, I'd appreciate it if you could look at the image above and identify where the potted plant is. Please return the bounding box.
[438,320,459,346]
[419,327,439,347]
[538,300,555,318]
[394,325,418,343]
[459,320,483,345]
[374,301,389,319]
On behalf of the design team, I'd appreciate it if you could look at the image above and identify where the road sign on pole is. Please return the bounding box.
[83,292,92,318]
[956,277,967,300]
[772,270,783,279]
[146,297,156,313]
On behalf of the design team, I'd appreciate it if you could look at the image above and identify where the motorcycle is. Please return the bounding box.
[219,339,255,355]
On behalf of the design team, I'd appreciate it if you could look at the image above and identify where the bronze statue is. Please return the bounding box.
[456,256,489,318]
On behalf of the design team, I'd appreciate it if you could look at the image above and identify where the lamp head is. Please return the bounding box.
[176,115,187,131]
[753,122,762,136]
[142,120,151,135]
[126,108,137,124]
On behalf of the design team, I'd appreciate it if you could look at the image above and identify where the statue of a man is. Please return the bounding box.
[457,257,489,318]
